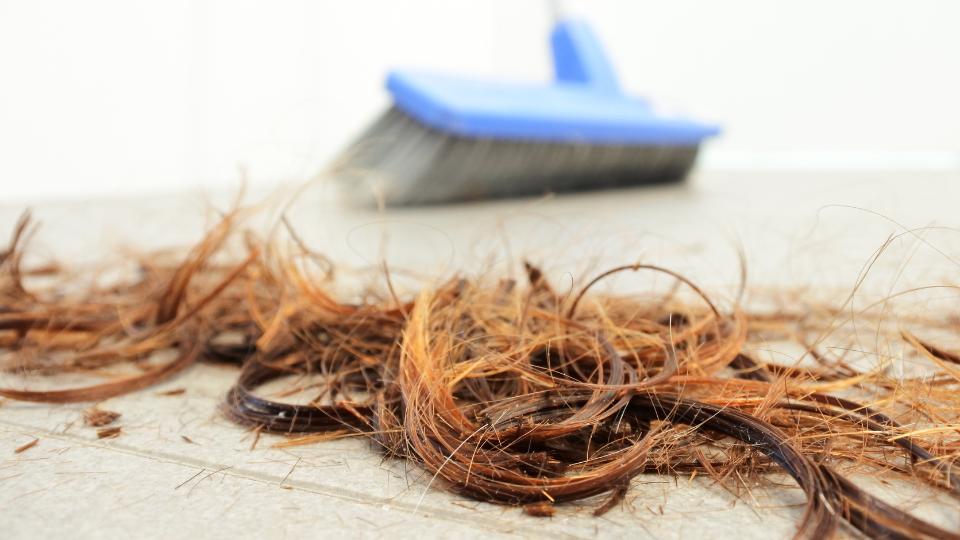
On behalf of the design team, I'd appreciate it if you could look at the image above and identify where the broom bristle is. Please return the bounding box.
[334,107,701,206]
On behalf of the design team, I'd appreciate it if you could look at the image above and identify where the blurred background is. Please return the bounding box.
[2,0,959,202]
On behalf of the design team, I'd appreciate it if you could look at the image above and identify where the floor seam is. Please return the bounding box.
[0,418,581,540]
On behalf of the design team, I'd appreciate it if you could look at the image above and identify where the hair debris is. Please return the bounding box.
[84,407,122,427]
[14,438,39,454]
[1,209,959,539]
[96,426,122,440]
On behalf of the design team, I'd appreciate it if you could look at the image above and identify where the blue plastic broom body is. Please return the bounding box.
[386,20,719,145]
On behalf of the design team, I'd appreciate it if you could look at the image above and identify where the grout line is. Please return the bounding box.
[0,418,584,540]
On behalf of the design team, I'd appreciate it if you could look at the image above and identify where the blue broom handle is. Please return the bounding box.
[550,19,621,95]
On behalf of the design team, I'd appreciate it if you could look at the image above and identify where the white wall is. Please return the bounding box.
[2,0,959,201]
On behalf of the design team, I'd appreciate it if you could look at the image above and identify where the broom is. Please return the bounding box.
[334,13,718,206]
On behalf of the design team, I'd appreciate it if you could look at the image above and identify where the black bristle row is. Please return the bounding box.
[334,107,700,206]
